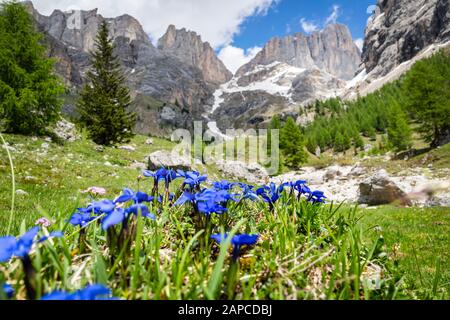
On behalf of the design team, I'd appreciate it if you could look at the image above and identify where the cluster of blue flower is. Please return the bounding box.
[0,167,325,300]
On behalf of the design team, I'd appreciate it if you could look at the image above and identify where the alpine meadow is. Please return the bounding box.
[0,0,449,304]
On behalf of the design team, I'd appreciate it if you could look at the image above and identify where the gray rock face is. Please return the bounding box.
[237,24,361,80]
[147,150,192,171]
[212,91,288,130]
[362,0,450,78]
[52,119,79,142]
[209,24,360,130]
[210,63,346,130]
[158,25,232,85]
[216,160,269,185]
[24,1,222,137]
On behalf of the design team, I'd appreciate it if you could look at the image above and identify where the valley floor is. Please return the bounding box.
[0,133,449,298]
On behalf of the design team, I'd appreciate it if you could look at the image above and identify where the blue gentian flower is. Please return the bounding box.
[101,208,126,230]
[210,233,259,260]
[257,183,282,207]
[69,212,94,228]
[238,183,259,201]
[114,188,134,203]
[0,227,63,263]
[196,189,238,203]
[126,204,155,219]
[114,188,154,204]
[294,180,311,196]
[308,190,327,204]
[102,204,155,230]
[2,283,14,299]
[175,190,231,215]
[197,200,227,215]
[183,171,207,189]
[90,199,116,213]
[174,192,196,206]
[41,284,117,300]
[213,180,234,191]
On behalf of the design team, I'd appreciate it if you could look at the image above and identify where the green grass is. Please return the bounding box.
[0,133,177,234]
[359,206,450,299]
[0,133,449,300]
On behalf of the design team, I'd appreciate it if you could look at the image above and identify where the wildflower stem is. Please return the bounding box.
[21,255,37,300]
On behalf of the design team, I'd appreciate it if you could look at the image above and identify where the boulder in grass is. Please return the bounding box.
[119,145,136,152]
[358,170,408,206]
[147,150,192,171]
[216,160,269,185]
[53,119,79,142]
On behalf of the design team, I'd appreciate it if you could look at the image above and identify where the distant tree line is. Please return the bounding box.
[303,50,450,154]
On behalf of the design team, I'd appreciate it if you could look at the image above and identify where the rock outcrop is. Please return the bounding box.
[209,24,358,129]
[362,0,450,78]
[147,150,192,171]
[237,24,361,80]
[345,0,450,99]
[24,1,225,137]
[358,170,408,205]
[158,25,232,85]
[216,160,269,185]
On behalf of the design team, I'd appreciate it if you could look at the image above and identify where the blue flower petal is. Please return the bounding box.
[0,237,17,263]
[102,208,126,230]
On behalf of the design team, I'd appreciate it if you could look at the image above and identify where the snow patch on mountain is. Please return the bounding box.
[211,62,306,113]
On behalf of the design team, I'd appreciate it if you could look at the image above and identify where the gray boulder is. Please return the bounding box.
[53,119,79,142]
[216,160,269,185]
[147,150,192,171]
[358,170,408,205]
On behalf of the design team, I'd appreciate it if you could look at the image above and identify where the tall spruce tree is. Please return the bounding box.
[0,1,64,134]
[387,102,412,152]
[77,20,136,146]
[280,117,308,168]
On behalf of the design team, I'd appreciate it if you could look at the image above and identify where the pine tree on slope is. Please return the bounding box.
[77,20,136,146]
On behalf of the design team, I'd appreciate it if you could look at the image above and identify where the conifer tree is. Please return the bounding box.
[387,102,412,152]
[77,20,136,146]
[280,117,308,168]
[333,132,344,153]
[0,1,64,134]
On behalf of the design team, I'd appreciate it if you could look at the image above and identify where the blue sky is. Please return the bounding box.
[233,0,376,50]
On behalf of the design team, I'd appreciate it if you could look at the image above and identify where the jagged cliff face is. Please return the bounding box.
[345,0,450,99]
[237,24,361,81]
[24,1,221,137]
[209,24,360,130]
[158,25,232,85]
[362,0,450,78]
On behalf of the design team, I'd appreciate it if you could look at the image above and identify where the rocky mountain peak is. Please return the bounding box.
[237,23,361,81]
[158,25,232,86]
[362,0,450,78]
[33,6,152,53]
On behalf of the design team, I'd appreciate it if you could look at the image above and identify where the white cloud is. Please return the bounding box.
[354,38,364,51]
[299,4,341,34]
[325,5,340,25]
[300,18,319,34]
[218,45,262,74]
[30,0,277,49]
